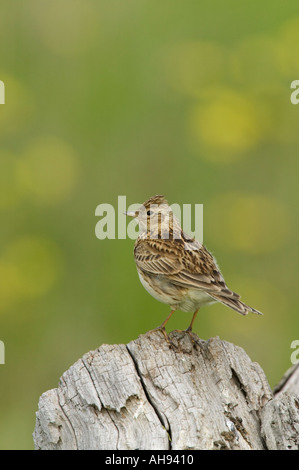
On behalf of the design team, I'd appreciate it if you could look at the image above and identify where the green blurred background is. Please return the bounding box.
[0,0,298,449]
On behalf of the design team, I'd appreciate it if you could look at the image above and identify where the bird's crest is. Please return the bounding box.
[142,195,168,209]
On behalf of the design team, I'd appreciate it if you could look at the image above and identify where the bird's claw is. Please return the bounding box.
[184,327,196,344]
[148,326,179,349]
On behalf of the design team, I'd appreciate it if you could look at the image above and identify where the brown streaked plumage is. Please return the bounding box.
[126,195,262,335]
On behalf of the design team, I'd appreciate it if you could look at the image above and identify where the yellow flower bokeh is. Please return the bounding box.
[0,151,23,210]
[276,18,299,76]
[0,236,63,314]
[164,22,299,163]
[163,41,227,98]
[16,137,78,205]
[189,89,264,161]
[207,192,290,254]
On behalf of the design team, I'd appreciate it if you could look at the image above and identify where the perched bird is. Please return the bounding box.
[126,195,262,337]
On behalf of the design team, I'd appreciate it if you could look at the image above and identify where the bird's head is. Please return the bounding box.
[125,195,180,239]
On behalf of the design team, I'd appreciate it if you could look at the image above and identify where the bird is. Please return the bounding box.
[125,195,262,338]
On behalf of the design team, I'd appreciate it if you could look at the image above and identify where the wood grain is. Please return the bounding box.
[33,331,299,450]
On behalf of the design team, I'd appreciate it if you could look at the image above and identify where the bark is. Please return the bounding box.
[33,330,299,450]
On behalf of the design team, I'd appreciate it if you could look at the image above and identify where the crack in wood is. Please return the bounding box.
[33,333,299,450]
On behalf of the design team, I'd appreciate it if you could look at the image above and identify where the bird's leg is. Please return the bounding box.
[152,309,176,342]
[185,309,199,332]
[185,309,199,341]
[158,309,176,329]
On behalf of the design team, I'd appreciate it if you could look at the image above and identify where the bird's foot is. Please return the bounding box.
[155,325,170,343]
[148,325,169,342]
[148,325,180,350]
[184,326,196,344]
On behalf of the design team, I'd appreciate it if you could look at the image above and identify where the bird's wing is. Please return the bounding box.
[171,243,239,296]
[134,239,183,275]
[134,237,262,316]
[172,242,262,315]
[134,238,231,293]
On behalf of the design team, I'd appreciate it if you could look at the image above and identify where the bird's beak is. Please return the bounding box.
[124,211,137,217]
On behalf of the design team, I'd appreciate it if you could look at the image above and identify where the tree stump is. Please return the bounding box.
[33,330,299,450]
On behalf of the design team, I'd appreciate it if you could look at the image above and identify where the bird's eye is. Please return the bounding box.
[147,210,153,216]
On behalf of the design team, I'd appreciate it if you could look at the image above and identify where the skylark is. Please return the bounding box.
[126,195,262,337]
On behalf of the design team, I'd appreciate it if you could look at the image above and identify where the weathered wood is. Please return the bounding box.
[33,331,299,450]
[260,363,299,450]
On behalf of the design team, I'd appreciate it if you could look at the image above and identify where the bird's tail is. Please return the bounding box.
[209,292,263,316]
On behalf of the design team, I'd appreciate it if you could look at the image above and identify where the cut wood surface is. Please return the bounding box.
[33,330,299,450]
